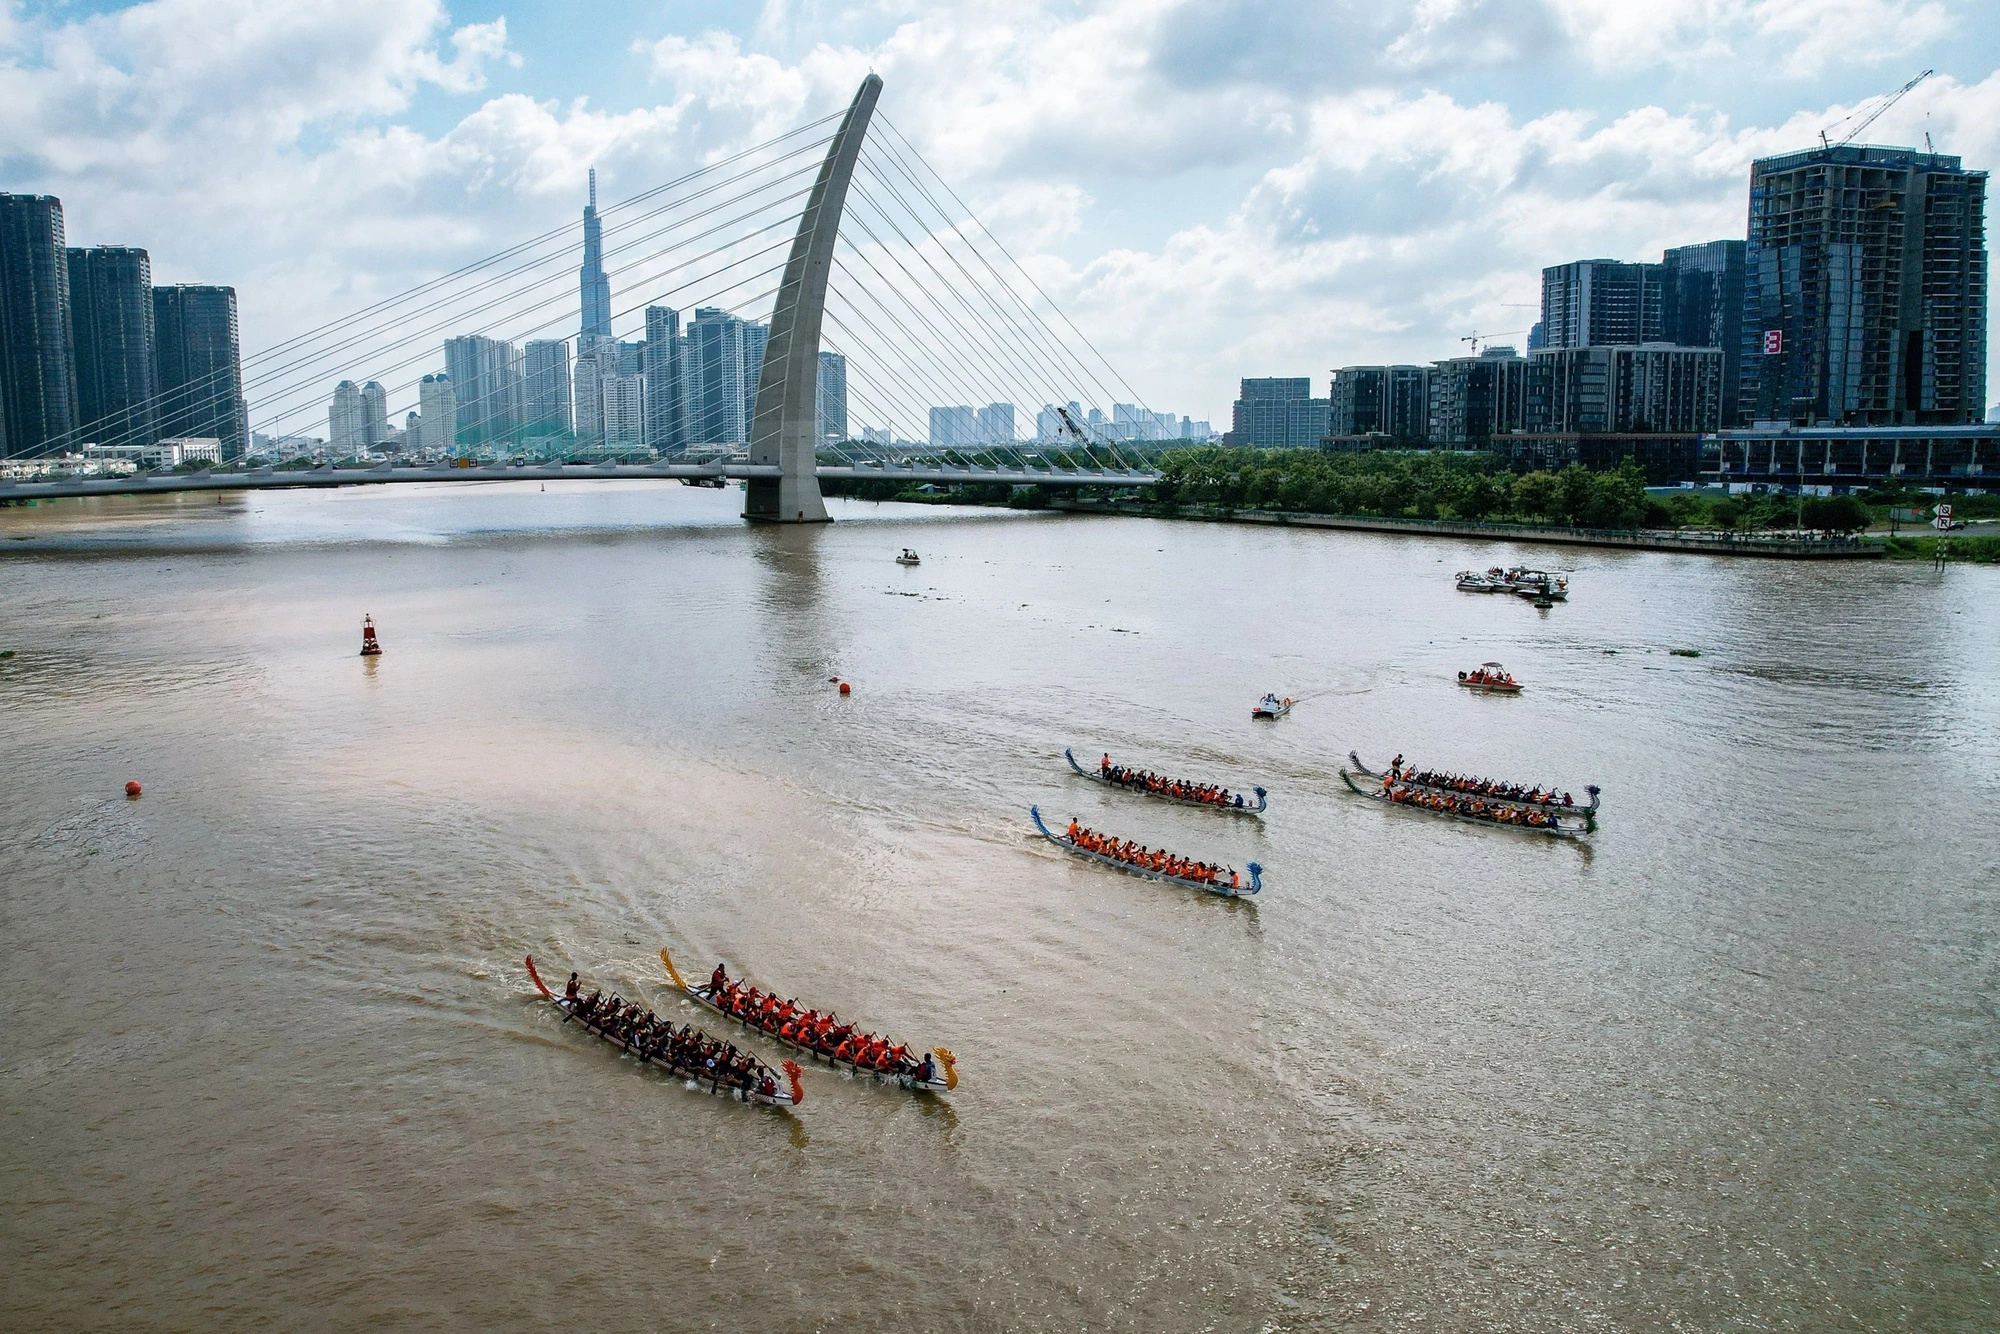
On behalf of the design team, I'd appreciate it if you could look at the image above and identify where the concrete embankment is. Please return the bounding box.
[1048,500,1883,560]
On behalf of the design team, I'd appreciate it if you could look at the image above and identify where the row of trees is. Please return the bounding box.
[1143,447,1876,534]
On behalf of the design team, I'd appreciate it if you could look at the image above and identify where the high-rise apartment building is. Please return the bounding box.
[976,402,1015,445]
[1330,365,1430,442]
[1228,377,1330,448]
[644,307,683,453]
[741,321,769,439]
[443,334,518,445]
[1427,350,1529,445]
[1743,144,1987,426]
[1661,240,1746,424]
[67,245,157,448]
[329,380,366,451]
[360,380,388,447]
[521,339,573,436]
[418,373,456,454]
[816,351,847,442]
[601,373,646,452]
[687,308,749,444]
[572,335,615,447]
[0,193,77,456]
[1527,346,1724,434]
[152,284,246,458]
[929,405,976,447]
[1540,260,1669,349]
[580,169,612,342]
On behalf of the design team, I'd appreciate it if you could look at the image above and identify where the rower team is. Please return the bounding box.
[700,964,940,1086]
[1384,782,1561,827]
[1099,754,1248,809]
[561,971,784,1098]
[1065,819,1241,889]
[1386,756,1573,806]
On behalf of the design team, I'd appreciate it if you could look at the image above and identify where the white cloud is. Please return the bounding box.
[1,0,1992,428]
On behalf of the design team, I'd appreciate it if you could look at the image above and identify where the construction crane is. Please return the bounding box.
[1820,69,1933,150]
[1460,330,1528,355]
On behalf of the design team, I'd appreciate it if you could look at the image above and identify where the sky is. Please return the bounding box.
[3,0,1996,427]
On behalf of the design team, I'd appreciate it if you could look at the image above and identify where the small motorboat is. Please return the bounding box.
[895,548,921,566]
[359,614,383,657]
[1457,661,1521,693]
[1455,571,1506,592]
[1251,693,1293,720]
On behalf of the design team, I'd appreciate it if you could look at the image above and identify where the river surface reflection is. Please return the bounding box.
[2,481,1995,1329]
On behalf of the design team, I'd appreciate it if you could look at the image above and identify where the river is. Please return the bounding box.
[1,481,1994,1330]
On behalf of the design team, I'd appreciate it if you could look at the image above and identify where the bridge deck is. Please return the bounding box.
[0,462,1158,502]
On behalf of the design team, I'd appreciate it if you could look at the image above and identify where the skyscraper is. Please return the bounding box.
[688,308,748,444]
[418,374,457,454]
[929,405,976,446]
[1427,351,1529,445]
[572,335,616,448]
[601,372,646,452]
[522,339,573,435]
[360,380,388,447]
[1661,240,1746,424]
[816,350,847,442]
[644,306,684,454]
[443,334,518,445]
[1743,144,1987,426]
[152,284,247,458]
[1539,260,1669,349]
[580,168,612,342]
[976,401,1014,445]
[67,245,157,448]
[1228,377,1330,447]
[0,193,77,456]
[329,380,366,452]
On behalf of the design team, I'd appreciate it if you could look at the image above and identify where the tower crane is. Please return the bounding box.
[1460,330,1528,355]
[1819,70,1933,150]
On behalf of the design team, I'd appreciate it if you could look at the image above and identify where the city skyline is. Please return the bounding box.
[3,2,1996,426]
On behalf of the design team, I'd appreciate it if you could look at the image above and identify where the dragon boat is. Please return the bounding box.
[1346,753,1600,820]
[1030,806,1261,897]
[1064,748,1267,816]
[524,956,804,1106]
[1337,765,1595,838]
[659,949,956,1094]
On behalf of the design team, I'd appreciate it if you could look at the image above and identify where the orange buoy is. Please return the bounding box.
[124,780,142,798]
[838,681,851,695]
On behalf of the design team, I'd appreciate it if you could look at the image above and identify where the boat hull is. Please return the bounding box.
[1064,749,1267,815]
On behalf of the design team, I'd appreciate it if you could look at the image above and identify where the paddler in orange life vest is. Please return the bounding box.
[1101,754,1111,775]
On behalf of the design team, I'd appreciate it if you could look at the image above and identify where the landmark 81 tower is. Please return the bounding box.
[579,168,612,342]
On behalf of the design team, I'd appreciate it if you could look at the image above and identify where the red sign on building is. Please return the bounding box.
[1762,329,1783,355]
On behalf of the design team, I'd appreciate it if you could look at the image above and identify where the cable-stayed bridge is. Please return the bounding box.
[8,76,1165,513]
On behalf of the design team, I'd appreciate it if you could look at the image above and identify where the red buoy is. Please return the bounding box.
[359,614,383,657]
[124,780,142,798]
[838,681,851,695]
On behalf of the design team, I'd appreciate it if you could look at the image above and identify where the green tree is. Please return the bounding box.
[1799,494,1871,534]
[1511,470,1560,521]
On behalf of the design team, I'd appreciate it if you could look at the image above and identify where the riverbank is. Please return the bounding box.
[1048,498,1884,559]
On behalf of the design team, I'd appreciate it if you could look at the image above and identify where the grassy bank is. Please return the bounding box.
[1880,534,2000,563]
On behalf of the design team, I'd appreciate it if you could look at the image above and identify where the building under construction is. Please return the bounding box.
[1742,144,1987,428]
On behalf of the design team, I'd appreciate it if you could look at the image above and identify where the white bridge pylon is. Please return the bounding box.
[742,74,881,523]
